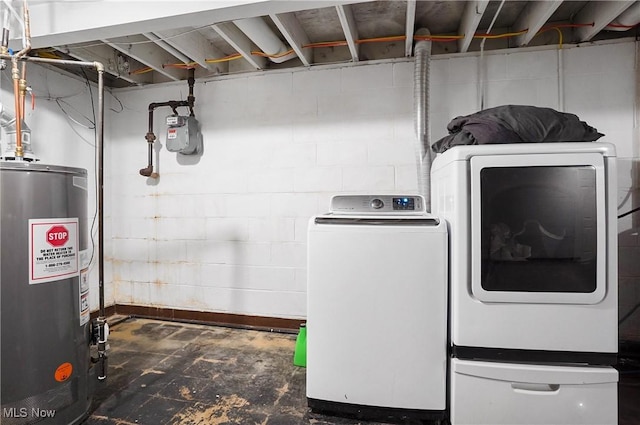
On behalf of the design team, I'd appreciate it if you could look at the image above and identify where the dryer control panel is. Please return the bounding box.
[330,195,425,214]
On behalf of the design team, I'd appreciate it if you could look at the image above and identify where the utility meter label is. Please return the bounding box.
[29,218,79,284]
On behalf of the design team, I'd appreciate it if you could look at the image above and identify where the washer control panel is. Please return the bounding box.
[330,195,425,214]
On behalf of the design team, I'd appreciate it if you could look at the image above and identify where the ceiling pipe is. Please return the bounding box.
[233,17,297,63]
[479,0,506,111]
[606,2,640,31]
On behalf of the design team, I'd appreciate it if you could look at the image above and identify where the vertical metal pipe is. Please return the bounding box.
[11,0,31,159]
[96,64,108,380]
[634,41,640,229]
[414,29,432,211]
[97,65,105,319]
[557,48,565,112]
[12,59,22,158]
[479,0,506,111]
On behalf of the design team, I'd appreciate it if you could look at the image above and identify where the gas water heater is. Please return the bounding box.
[0,162,96,425]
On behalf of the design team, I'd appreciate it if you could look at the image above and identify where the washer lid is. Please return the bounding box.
[314,216,440,226]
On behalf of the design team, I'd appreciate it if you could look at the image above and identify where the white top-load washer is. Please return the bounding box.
[306,195,447,420]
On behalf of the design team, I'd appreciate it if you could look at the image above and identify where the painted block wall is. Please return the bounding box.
[106,40,639,331]
[106,61,416,319]
[0,40,637,340]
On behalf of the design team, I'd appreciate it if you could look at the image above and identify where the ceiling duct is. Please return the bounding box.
[233,17,297,63]
[414,28,432,211]
[606,2,640,31]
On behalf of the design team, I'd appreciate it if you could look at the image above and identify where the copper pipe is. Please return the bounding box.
[11,0,31,159]
[19,62,26,118]
[12,59,22,158]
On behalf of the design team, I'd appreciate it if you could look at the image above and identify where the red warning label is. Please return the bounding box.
[46,225,69,247]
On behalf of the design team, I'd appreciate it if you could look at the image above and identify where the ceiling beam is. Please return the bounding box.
[573,1,635,42]
[512,1,562,46]
[56,43,151,85]
[458,0,489,53]
[25,1,370,49]
[336,4,359,62]
[212,22,266,70]
[270,12,313,67]
[103,35,187,81]
[143,32,193,64]
[405,0,417,57]
[152,29,228,74]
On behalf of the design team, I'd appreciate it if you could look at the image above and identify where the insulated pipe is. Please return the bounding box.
[607,2,640,30]
[414,29,432,211]
[233,17,297,63]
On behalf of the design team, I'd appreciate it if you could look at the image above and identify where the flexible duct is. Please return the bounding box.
[414,30,432,211]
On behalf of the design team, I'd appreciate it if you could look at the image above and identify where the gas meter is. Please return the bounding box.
[165,114,202,155]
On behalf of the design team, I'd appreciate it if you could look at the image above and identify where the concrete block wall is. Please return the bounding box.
[106,60,417,319]
[106,40,638,325]
[1,40,637,338]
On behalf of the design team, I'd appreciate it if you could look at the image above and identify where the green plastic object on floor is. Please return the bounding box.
[293,323,307,367]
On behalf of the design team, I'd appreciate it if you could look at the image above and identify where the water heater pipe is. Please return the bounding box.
[414,29,432,211]
[10,0,30,159]
[140,68,196,178]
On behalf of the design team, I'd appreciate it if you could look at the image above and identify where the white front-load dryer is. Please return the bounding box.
[306,195,447,421]
[430,143,618,363]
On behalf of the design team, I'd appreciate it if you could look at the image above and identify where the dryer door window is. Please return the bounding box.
[470,153,607,304]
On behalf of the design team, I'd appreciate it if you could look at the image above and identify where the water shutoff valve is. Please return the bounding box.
[165,114,202,155]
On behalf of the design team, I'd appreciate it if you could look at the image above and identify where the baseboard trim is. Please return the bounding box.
[92,304,304,333]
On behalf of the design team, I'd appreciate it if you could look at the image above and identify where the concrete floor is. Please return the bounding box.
[81,317,402,425]
[82,317,640,425]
